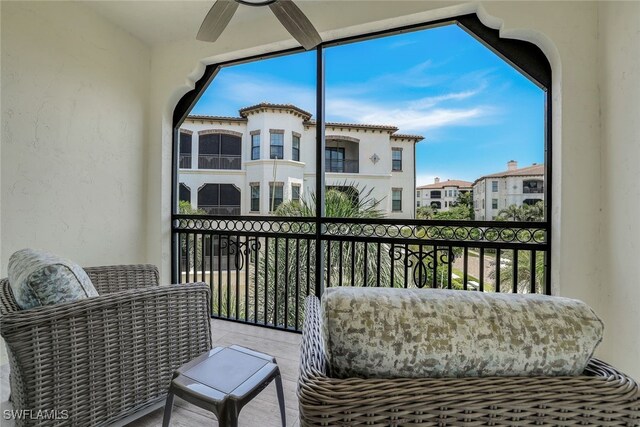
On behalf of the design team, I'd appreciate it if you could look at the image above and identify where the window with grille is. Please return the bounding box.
[250,184,260,212]
[492,181,498,192]
[292,134,300,161]
[292,184,301,203]
[269,182,284,211]
[251,133,260,160]
[270,132,284,159]
[392,188,402,212]
[392,148,402,171]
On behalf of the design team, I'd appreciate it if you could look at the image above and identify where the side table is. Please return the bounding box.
[162,345,286,427]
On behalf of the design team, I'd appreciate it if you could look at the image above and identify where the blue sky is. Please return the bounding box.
[192,24,545,184]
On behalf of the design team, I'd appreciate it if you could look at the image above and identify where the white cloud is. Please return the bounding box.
[203,71,496,135]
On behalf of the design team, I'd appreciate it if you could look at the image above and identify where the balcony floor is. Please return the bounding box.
[0,319,302,427]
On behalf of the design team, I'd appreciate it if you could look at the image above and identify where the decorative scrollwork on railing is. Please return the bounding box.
[175,217,316,235]
[325,222,546,245]
[219,237,261,271]
[390,245,455,289]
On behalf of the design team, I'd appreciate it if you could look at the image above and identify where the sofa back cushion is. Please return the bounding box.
[8,249,98,310]
[321,287,603,379]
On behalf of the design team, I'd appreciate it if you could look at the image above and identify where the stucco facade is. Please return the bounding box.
[473,161,544,220]
[178,103,421,218]
[417,178,473,212]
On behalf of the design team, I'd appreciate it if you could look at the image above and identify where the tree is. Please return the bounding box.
[496,201,544,222]
[254,185,403,327]
[496,204,524,221]
[416,206,435,219]
[489,250,545,293]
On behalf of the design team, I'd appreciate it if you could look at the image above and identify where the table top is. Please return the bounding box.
[171,345,279,402]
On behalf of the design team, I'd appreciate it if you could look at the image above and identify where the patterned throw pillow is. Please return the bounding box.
[8,249,98,310]
[321,287,604,379]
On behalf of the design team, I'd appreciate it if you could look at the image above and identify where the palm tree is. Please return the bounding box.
[252,184,403,327]
[488,250,546,293]
[497,204,525,221]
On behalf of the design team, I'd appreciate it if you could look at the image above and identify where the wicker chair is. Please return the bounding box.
[298,296,640,426]
[0,264,212,426]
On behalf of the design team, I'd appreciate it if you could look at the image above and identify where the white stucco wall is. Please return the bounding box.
[597,1,640,380]
[0,1,151,274]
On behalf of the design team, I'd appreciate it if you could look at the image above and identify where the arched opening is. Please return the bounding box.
[171,12,553,328]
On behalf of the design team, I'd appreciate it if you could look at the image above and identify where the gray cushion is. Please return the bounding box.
[8,249,98,310]
[321,287,604,379]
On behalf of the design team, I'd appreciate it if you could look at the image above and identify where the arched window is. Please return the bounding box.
[197,184,241,215]
[198,133,242,170]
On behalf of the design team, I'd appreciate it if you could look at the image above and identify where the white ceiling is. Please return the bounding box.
[82,1,446,47]
[84,1,277,46]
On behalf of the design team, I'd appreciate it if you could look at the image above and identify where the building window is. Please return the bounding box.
[251,133,260,160]
[269,182,284,211]
[392,188,402,212]
[250,183,260,212]
[292,134,300,161]
[197,183,241,216]
[416,191,420,197]
[198,132,242,170]
[270,132,284,159]
[417,201,421,207]
[291,184,301,203]
[492,181,498,192]
[492,198,498,209]
[392,148,402,171]
[179,132,192,169]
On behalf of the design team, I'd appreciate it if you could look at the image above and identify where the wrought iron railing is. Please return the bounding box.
[523,187,544,194]
[173,215,550,332]
[198,154,242,170]
[326,159,359,173]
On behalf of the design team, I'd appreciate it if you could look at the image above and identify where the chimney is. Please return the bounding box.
[434,177,440,184]
[507,160,518,171]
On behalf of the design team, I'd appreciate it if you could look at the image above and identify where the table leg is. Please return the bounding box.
[162,392,175,427]
[274,370,286,427]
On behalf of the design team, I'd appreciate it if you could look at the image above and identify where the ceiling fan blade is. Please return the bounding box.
[269,0,322,50]
[197,0,240,42]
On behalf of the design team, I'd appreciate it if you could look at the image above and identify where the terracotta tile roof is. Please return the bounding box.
[187,103,425,142]
[186,115,247,122]
[473,164,544,185]
[239,102,312,120]
[391,133,425,141]
[305,120,399,132]
[417,179,473,190]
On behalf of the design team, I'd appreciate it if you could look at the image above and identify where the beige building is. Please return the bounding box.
[473,161,544,220]
[416,178,473,211]
[178,103,423,218]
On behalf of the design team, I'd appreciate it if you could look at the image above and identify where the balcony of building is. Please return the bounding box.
[325,140,359,174]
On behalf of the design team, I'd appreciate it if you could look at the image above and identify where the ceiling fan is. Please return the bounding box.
[197,0,322,50]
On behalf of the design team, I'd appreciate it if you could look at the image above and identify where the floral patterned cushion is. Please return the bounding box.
[8,249,98,310]
[321,287,604,379]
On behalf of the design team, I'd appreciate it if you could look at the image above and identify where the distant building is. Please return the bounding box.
[472,161,544,220]
[416,178,473,211]
[178,103,423,218]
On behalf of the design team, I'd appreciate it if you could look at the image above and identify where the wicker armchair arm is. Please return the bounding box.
[299,296,328,381]
[84,264,160,294]
[1,283,213,425]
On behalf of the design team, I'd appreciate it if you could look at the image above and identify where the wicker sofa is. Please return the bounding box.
[298,296,640,426]
[0,264,212,426]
